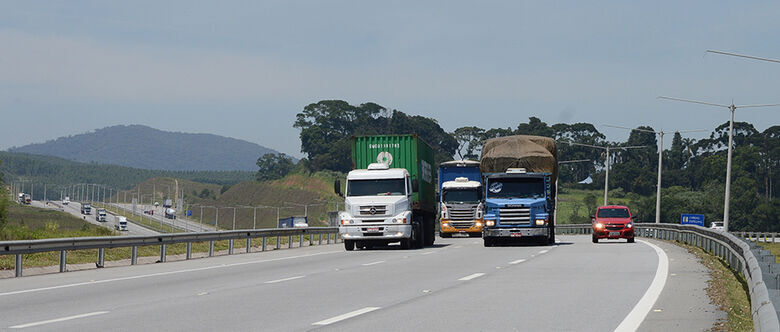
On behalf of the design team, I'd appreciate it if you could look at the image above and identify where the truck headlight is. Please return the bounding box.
[395,217,407,224]
[486,220,495,227]
[475,222,483,227]
[442,222,449,228]
[535,219,546,226]
[341,219,352,225]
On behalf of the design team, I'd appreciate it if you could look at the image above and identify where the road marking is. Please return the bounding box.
[264,275,305,284]
[538,249,549,254]
[312,307,380,326]
[454,245,463,248]
[421,251,434,255]
[10,311,109,329]
[458,273,485,281]
[509,259,526,265]
[614,240,669,332]
[0,251,340,297]
[362,261,385,266]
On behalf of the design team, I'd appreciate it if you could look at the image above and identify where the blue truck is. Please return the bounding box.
[479,135,557,246]
[438,160,484,237]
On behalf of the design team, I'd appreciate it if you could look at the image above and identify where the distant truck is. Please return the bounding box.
[81,203,92,215]
[163,199,173,208]
[438,160,484,237]
[336,135,437,250]
[18,193,31,205]
[278,216,308,228]
[115,216,128,231]
[62,196,70,205]
[480,135,557,246]
[164,208,176,219]
[95,209,107,222]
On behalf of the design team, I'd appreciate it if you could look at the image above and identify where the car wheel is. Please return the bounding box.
[344,240,355,251]
[592,234,598,243]
[627,237,635,243]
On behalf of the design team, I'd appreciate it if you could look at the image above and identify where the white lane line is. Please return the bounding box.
[10,311,109,329]
[421,251,434,255]
[509,259,526,265]
[614,240,669,332]
[362,261,385,266]
[538,249,549,254]
[312,307,381,326]
[454,245,463,248]
[264,275,305,284]
[0,251,340,297]
[458,273,485,281]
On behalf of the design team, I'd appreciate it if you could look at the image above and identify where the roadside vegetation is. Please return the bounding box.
[756,242,780,263]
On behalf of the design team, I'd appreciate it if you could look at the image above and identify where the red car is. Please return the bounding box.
[592,205,634,243]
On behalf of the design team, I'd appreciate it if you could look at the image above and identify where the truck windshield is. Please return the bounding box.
[486,178,545,199]
[348,179,406,196]
[442,188,481,203]
[597,208,630,218]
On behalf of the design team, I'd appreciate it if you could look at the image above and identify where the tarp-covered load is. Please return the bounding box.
[480,135,558,183]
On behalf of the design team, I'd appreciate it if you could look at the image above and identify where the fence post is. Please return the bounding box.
[300,234,304,248]
[131,246,138,265]
[97,248,105,268]
[59,250,67,272]
[246,238,252,253]
[309,234,313,246]
[228,239,234,255]
[209,241,214,257]
[288,235,293,249]
[15,254,22,277]
[262,237,267,251]
[319,233,323,245]
[276,236,281,249]
[160,244,167,262]
[186,242,192,260]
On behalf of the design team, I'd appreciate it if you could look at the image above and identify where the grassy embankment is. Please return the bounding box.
[556,187,636,224]
[0,203,320,270]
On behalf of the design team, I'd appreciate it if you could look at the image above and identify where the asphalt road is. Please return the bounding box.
[111,203,215,233]
[0,235,721,331]
[33,200,159,236]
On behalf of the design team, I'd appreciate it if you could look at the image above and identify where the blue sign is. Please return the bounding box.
[681,214,705,226]
[185,210,193,216]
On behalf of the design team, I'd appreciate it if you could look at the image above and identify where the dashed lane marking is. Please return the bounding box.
[458,273,485,281]
[312,307,381,326]
[10,311,109,329]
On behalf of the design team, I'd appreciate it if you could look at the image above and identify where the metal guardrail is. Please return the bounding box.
[555,223,780,332]
[1,227,340,278]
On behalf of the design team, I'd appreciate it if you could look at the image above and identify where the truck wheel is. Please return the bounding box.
[592,234,598,243]
[344,240,355,251]
[484,238,494,247]
[547,228,556,245]
[401,239,411,249]
[414,222,424,249]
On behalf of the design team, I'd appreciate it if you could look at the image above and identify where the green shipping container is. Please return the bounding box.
[351,135,436,213]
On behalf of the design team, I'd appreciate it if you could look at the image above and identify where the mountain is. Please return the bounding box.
[8,125,284,171]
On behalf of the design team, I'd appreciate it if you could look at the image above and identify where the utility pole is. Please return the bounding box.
[660,96,780,232]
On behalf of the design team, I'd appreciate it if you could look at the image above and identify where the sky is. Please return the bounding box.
[1,1,779,158]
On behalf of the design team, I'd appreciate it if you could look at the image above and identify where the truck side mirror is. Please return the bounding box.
[334,179,343,197]
[411,179,419,192]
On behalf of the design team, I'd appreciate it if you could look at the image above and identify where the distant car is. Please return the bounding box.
[710,222,724,231]
[154,202,159,207]
[592,205,635,243]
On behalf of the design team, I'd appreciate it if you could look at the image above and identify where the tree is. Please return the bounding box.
[256,153,296,181]
[452,126,485,160]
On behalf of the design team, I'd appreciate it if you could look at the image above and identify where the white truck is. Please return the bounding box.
[164,208,176,219]
[115,216,128,231]
[63,196,70,205]
[95,209,107,222]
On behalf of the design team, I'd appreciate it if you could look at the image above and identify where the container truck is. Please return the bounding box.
[62,196,70,205]
[480,135,557,246]
[336,135,437,250]
[438,160,484,237]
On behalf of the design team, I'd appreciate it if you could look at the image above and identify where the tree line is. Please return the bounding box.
[255,99,778,231]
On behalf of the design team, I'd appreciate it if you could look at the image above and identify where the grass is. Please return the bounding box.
[0,203,115,240]
[680,242,753,331]
[556,187,635,224]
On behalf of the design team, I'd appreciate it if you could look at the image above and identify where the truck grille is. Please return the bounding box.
[448,207,476,221]
[451,221,475,229]
[498,207,530,225]
[359,205,388,216]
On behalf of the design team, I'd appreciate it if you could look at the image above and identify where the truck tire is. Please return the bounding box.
[592,234,598,243]
[344,240,355,251]
[484,237,494,247]
[547,227,556,245]
[424,217,435,247]
[415,222,424,249]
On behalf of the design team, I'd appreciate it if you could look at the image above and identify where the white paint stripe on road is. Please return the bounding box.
[10,311,109,329]
[362,261,385,266]
[454,245,463,248]
[509,259,526,265]
[458,273,485,281]
[538,249,549,254]
[0,251,340,297]
[614,240,669,332]
[264,276,305,284]
[312,307,380,326]
[421,251,434,255]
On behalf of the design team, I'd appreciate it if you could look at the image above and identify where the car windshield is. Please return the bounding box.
[442,188,481,203]
[348,179,406,196]
[597,208,630,218]
[486,177,545,199]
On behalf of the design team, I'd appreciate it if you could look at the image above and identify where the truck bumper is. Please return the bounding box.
[340,224,412,241]
[440,220,484,234]
[483,227,549,238]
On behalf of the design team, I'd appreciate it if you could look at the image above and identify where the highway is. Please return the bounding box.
[0,235,721,331]
[31,200,159,236]
[110,203,216,232]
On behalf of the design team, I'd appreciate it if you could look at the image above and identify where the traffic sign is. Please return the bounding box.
[185,210,193,217]
[681,213,705,226]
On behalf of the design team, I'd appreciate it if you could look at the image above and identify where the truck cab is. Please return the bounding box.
[81,203,92,215]
[482,168,555,246]
[339,163,417,250]
[63,197,70,205]
[115,216,128,231]
[95,209,107,222]
[438,160,483,238]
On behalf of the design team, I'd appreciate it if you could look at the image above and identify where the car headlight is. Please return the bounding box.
[595,223,604,229]
[626,223,633,228]
[486,220,495,227]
